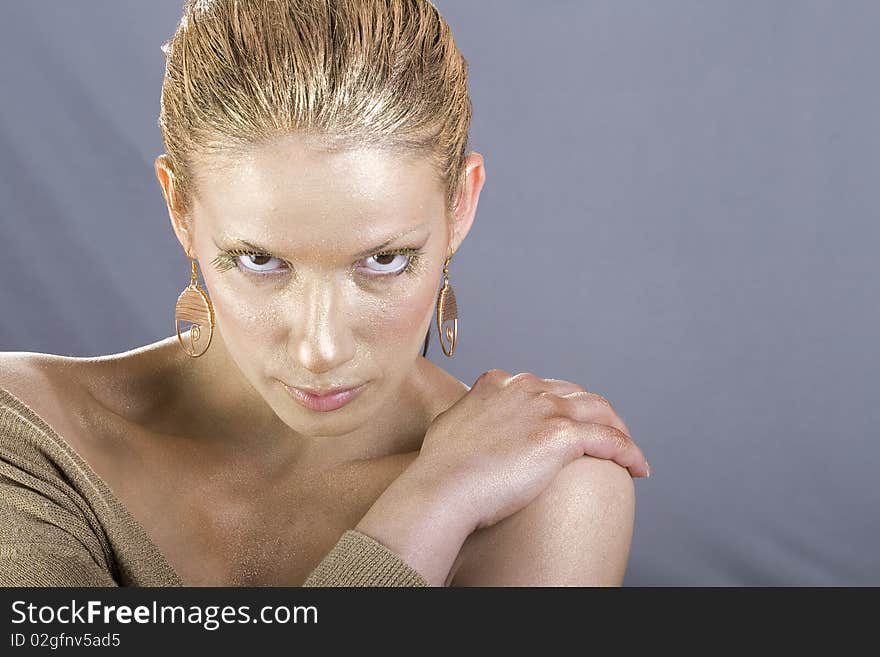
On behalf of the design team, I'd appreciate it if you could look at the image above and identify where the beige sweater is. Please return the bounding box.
[0,386,428,587]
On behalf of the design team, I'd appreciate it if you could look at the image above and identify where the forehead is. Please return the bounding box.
[192,135,444,225]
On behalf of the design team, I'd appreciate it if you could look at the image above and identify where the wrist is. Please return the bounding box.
[355,464,473,586]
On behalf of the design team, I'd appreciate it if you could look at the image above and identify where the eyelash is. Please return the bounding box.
[210,247,425,281]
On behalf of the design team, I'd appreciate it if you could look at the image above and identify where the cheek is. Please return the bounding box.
[204,272,437,353]
[210,284,283,343]
[353,280,438,347]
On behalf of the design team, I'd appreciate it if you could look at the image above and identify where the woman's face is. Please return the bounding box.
[174,135,474,437]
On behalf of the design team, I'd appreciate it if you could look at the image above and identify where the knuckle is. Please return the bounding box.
[589,393,612,408]
[509,371,540,388]
[529,415,572,440]
[605,426,630,451]
[476,369,505,386]
[546,377,587,392]
[551,415,576,432]
[559,390,592,401]
[534,390,562,414]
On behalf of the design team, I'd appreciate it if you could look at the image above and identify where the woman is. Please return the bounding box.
[0,0,649,587]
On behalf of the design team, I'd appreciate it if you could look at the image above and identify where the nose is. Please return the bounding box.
[290,277,357,375]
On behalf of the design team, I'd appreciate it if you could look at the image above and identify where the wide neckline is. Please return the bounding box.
[0,384,185,586]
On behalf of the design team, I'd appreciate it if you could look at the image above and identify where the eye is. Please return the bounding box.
[236,253,286,273]
[211,246,424,280]
[361,251,415,276]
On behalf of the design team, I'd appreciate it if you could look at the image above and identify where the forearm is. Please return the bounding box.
[354,465,474,587]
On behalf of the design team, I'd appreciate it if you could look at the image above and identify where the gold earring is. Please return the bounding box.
[436,248,458,357]
[175,258,215,358]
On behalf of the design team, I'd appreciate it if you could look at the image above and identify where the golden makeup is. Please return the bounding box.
[180,134,463,452]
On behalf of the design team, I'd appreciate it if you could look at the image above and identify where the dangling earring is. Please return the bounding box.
[175,258,215,358]
[436,247,458,357]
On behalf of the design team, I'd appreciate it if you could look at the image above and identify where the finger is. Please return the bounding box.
[570,422,650,478]
[549,382,633,438]
[539,384,635,447]
[538,378,588,395]
[554,391,632,439]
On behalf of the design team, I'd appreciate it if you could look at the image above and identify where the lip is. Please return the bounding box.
[283,381,368,412]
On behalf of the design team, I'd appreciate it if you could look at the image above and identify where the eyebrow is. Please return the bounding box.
[218,221,431,259]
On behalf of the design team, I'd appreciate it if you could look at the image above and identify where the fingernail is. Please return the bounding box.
[645,461,651,478]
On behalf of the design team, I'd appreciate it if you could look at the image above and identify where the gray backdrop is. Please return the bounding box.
[1,1,876,586]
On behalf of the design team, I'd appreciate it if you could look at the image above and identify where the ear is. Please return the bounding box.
[447,152,486,255]
[155,154,196,258]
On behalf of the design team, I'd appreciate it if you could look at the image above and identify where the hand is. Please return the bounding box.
[407,368,649,533]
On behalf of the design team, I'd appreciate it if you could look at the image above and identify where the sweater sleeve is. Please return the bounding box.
[0,462,119,587]
[0,388,429,587]
[302,529,429,587]
[0,455,429,587]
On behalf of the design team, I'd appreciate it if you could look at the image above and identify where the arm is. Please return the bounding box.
[0,373,455,588]
[449,456,636,586]
[0,477,119,587]
[0,464,453,588]
[0,396,455,588]
[304,466,473,587]
[0,542,119,586]
[0,447,462,588]
[301,529,430,587]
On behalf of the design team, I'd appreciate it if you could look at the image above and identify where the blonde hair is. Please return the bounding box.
[157,0,472,218]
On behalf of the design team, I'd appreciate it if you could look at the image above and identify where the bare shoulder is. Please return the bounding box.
[449,455,636,586]
[429,362,636,585]
[0,342,179,461]
[415,357,471,422]
[0,351,102,458]
[0,350,88,415]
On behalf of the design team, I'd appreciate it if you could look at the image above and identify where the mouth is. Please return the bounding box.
[283,381,368,412]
